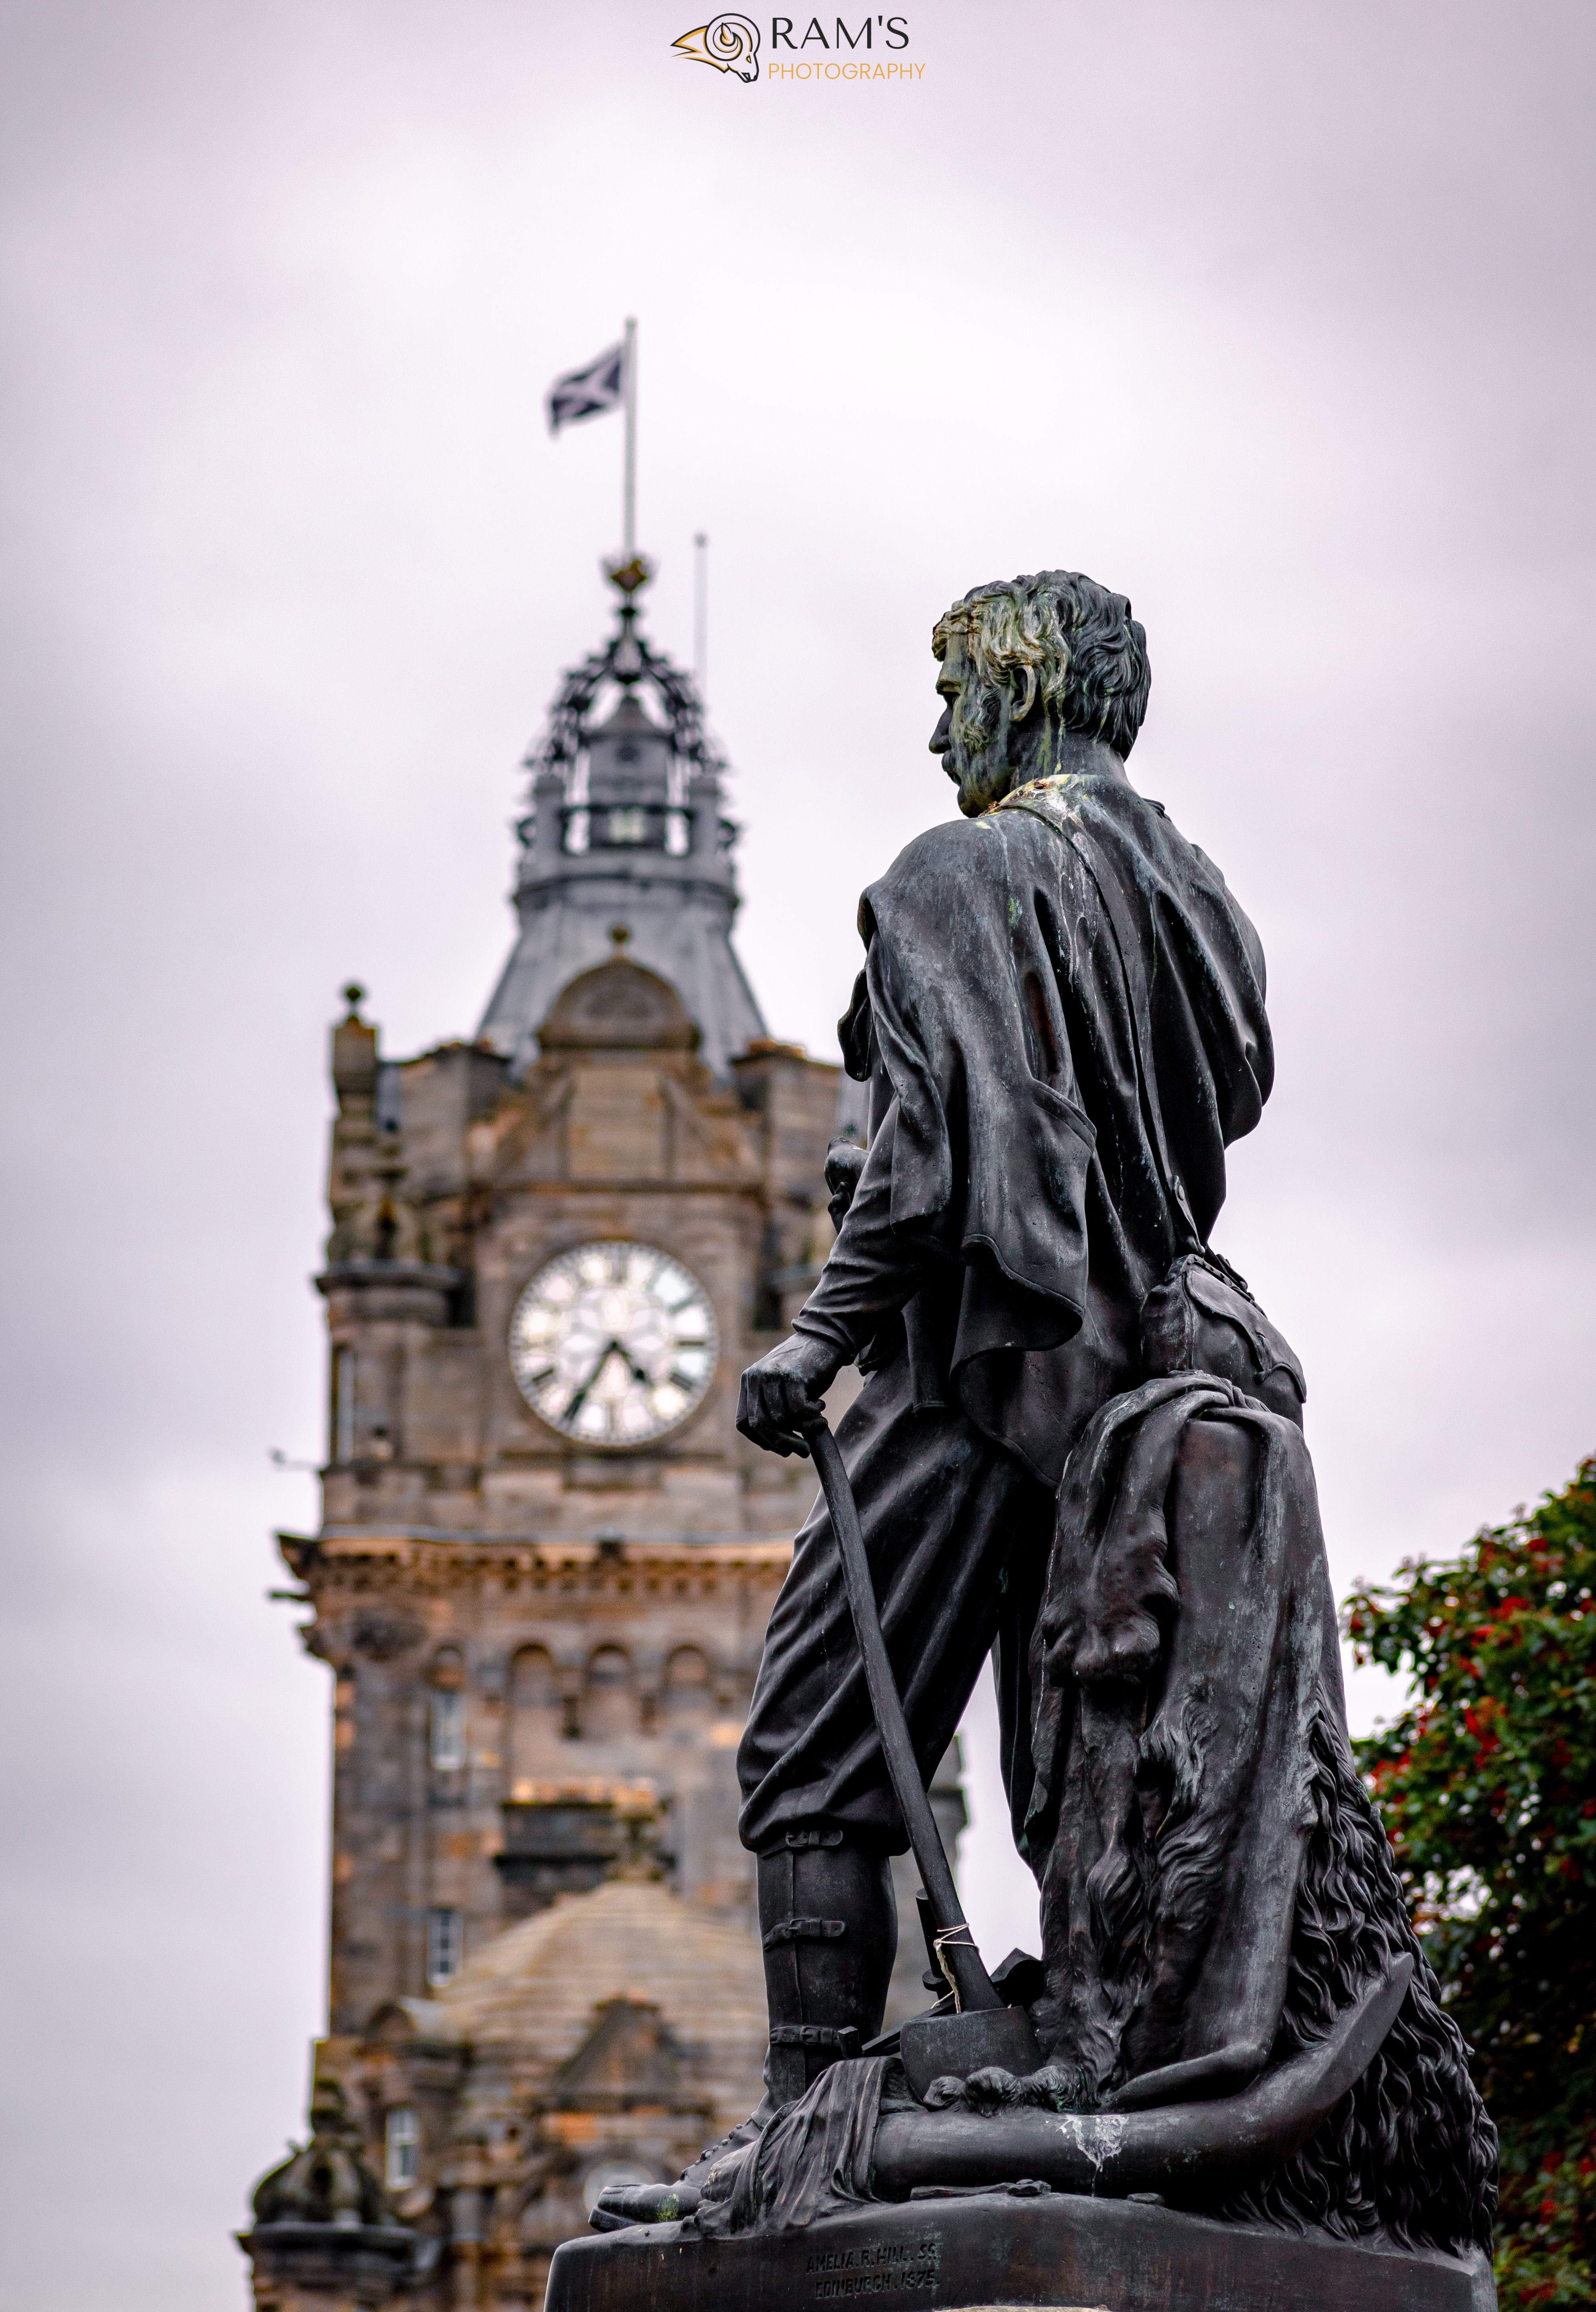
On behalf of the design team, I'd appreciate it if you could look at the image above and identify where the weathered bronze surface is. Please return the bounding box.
[589,570,1497,2302]
[556,2191,1495,2312]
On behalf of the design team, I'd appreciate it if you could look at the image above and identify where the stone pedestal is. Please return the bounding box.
[546,2193,1494,2312]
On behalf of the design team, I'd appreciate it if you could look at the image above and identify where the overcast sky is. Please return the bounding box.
[1,2,1592,2303]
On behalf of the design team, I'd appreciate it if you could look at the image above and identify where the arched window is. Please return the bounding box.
[508,1646,562,1788]
[663,1646,713,1724]
[429,1691,465,1771]
[428,1648,466,1771]
[332,1345,356,1463]
[584,1646,636,1740]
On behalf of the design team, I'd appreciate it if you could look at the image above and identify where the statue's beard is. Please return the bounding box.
[951,679,1017,813]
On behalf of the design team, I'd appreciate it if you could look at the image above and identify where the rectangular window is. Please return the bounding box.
[429,1691,466,1772]
[332,1346,356,1463]
[385,2106,419,2191]
[426,1906,462,1987]
[606,806,646,844]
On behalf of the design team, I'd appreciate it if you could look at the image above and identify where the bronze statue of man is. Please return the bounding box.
[583,572,1493,2265]
[735,571,1277,2105]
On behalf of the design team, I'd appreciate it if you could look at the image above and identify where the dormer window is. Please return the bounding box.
[385,2107,419,2190]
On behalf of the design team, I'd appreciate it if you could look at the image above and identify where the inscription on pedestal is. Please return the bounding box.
[807,2234,940,2299]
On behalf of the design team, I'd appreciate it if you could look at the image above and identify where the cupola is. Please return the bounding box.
[477,566,768,1082]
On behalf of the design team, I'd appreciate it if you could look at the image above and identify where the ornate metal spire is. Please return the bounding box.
[477,565,767,1081]
[521,561,723,793]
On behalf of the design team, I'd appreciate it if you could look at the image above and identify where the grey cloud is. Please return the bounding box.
[0,3,1591,2301]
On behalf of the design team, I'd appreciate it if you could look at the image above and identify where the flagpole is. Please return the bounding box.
[693,533,708,702]
[622,316,637,558]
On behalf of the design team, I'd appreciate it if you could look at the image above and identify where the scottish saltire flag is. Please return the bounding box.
[546,340,626,435]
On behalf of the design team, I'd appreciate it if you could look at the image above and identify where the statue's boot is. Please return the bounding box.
[591,1833,897,2231]
[756,1832,898,2102]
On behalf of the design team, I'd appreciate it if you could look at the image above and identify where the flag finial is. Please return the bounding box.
[604,554,654,599]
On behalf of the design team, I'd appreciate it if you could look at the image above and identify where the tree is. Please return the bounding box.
[1343,1456,1596,2308]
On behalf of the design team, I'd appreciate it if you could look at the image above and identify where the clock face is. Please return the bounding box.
[508,1242,719,1448]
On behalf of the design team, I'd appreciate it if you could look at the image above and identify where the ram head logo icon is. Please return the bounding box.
[673,14,761,82]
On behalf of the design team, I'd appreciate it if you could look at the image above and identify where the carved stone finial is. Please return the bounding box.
[247,2074,396,2231]
[608,1792,670,1885]
[239,2072,415,2307]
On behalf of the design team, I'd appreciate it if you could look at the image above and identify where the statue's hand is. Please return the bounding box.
[737,1333,840,1459]
[824,1137,866,1230]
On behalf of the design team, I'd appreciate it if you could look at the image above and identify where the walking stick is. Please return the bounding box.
[807,1420,1041,2087]
[807,1422,999,2011]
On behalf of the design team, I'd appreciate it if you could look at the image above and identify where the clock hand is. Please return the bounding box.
[595,1332,658,1387]
[563,1341,624,1424]
[563,1339,643,1424]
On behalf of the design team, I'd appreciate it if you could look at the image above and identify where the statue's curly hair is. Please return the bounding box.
[932,571,1152,758]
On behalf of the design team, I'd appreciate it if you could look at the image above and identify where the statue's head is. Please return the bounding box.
[930,571,1150,816]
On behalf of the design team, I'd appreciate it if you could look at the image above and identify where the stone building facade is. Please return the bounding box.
[241,572,964,2311]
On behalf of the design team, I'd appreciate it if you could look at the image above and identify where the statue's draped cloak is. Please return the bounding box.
[1027,1374,1341,2103]
[695,2058,891,2237]
[833,774,1272,1488]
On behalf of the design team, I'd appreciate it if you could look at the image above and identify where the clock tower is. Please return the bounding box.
[282,569,854,2036]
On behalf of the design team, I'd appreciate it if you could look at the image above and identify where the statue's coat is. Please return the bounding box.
[836,773,1273,1488]
[739,773,1273,1852]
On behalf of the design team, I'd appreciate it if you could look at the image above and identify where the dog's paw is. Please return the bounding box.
[964,2065,1019,2112]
